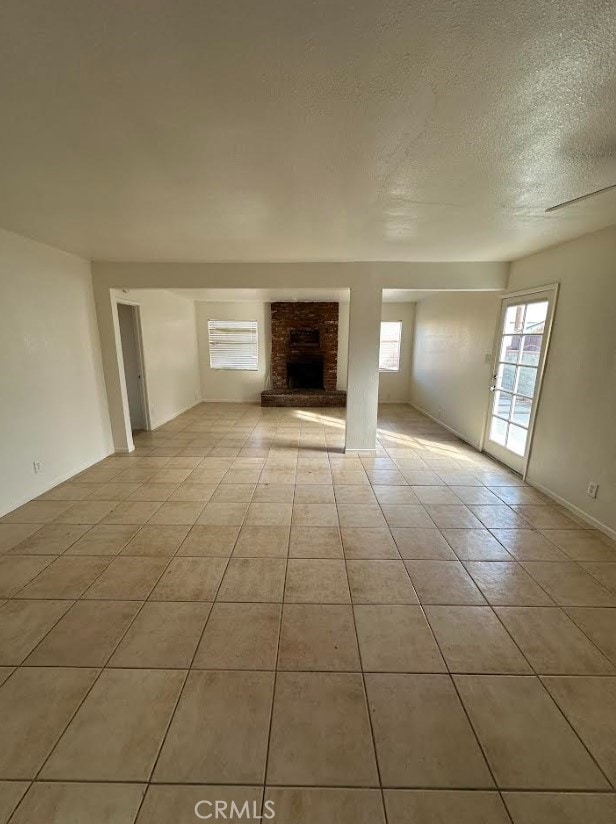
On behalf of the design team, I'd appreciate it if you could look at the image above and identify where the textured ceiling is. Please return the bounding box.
[1,0,615,262]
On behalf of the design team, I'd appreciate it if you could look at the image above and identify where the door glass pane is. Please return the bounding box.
[490,417,508,446]
[493,390,513,419]
[517,366,538,398]
[524,301,549,333]
[520,334,542,366]
[506,423,528,455]
[500,335,521,364]
[504,305,525,334]
[497,363,517,392]
[511,395,532,427]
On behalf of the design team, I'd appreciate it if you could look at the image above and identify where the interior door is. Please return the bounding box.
[484,287,557,474]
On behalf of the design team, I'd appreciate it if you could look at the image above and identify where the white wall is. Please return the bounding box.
[118,290,201,429]
[410,292,501,447]
[508,225,616,535]
[0,228,112,516]
[379,302,416,402]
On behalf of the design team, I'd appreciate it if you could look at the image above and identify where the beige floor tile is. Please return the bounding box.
[285,559,350,603]
[464,562,554,606]
[355,605,446,672]
[127,483,179,502]
[341,527,400,560]
[210,484,255,503]
[233,525,289,557]
[86,482,143,501]
[267,672,378,786]
[289,526,343,558]
[373,486,421,504]
[177,524,239,556]
[244,503,293,526]
[258,469,296,485]
[101,501,163,525]
[10,524,90,555]
[9,782,146,824]
[0,524,42,554]
[502,791,616,824]
[468,505,529,530]
[0,666,98,778]
[513,506,577,530]
[24,601,141,666]
[381,505,434,529]
[197,502,249,526]
[542,676,616,785]
[347,560,417,604]
[454,675,609,789]
[168,482,216,502]
[292,503,339,527]
[147,501,205,525]
[121,525,190,556]
[218,558,286,602]
[42,668,185,781]
[0,669,13,688]
[426,606,530,674]
[252,483,295,503]
[451,486,504,505]
[495,607,614,674]
[521,562,616,606]
[137,785,263,824]
[278,604,360,671]
[154,670,274,783]
[109,602,211,668]
[401,470,443,485]
[149,468,193,484]
[0,781,28,824]
[540,530,616,562]
[564,607,616,664]
[188,470,226,485]
[1,501,72,524]
[366,469,408,485]
[83,557,167,599]
[442,529,513,561]
[384,790,510,824]
[366,673,493,787]
[392,528,457,560]
[331,471,370,486]
[424,505,483,530]
[64,524,138,555]
[54,500,120,524]
[334,485,377,504]
[150,557,226,600]
[265,787,385,823]
[405,561,485,605]
[0,555,53,597]
[193,603,280,669]
[581,562,616,594]
[0,600,72,664]
[40,482,100,501]
[410,485,459,505]
[337,504,387,528]
[489,529,568,561]
[16,556,110,599]
[296,470,332,485]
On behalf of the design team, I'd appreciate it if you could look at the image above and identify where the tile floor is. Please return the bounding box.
[0,403,615,823]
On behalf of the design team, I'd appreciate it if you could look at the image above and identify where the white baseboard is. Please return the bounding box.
[344,448,378,456]
[408,403,481,450]
[150,400,203,430]
[529,480,616,542]
[0,448,114,518]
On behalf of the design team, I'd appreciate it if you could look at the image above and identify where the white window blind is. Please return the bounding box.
[379,321,402,372]
[208,320,258,370]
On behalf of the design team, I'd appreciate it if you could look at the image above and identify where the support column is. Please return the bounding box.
[344,281,382,453]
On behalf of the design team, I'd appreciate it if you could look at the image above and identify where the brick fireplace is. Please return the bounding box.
[261,302,346,406]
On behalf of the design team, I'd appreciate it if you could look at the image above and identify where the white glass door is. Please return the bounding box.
[485,287,557,474]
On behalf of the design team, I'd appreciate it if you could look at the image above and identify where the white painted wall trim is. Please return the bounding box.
[150,401,202,429]
[529,480,616,543]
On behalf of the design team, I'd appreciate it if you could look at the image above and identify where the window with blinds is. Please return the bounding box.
[379,321,402,372]
[207,320,259,370]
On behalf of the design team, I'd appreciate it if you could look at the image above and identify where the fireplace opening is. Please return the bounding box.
[287,359,324,390]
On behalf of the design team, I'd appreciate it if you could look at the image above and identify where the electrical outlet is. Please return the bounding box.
[587,482,599,499]
[33,460,42,474]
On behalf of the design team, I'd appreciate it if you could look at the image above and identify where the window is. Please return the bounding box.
[379,321,402,372]
[208,320,258,370]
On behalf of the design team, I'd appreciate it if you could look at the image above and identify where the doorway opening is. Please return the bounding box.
[117,302,149,433]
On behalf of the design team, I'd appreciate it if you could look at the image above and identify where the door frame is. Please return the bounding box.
[116,300,151,432]
[481,283,559,478]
